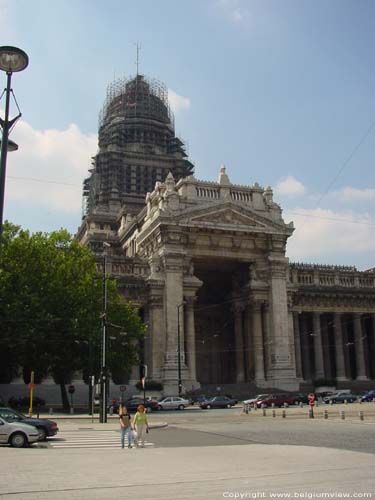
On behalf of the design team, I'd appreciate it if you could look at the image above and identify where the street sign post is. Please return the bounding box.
[141,365,147,404]
[68,384,75,412]
[28,370,35,417]
[308,393,315,418]
[119,385,126,405]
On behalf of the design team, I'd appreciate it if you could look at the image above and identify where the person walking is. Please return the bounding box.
[133,404,149,448]
[119,405,133,449]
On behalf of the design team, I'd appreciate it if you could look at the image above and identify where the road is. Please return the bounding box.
[37,403,375,453]
[142,405,375,454]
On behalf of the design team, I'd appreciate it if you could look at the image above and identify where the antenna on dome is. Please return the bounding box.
[135,42,141,76]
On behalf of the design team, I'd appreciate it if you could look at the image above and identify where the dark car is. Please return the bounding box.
[255,393,296,408]
[200,396,237,409]
[292,393,309,405]
[323,393,358,404]
[121,398,160,413]
[361,390,375,402]
[189,395,208,405]
[0,407,58,441]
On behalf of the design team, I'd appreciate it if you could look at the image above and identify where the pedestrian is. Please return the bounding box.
[119,405,133,449]
[133,404,149,448]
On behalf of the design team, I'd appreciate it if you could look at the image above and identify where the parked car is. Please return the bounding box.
[0,407,58,441]
[323,393,358,404]
[243,394,270,406]
[122,398,160,412]
[158,396,190,410]
[200,396,237,409]
[8,396,46,409]
[361,390,375,402]
[189,395,208,405]
[254,393,296,408]
[292,393,309,405]
[0,416,40,448]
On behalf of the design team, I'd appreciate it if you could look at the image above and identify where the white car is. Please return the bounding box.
[0,416,40,448]
[158,396,190,410]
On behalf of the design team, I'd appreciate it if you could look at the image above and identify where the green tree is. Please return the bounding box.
[0,222,145,409]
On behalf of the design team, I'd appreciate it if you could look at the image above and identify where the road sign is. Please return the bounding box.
[68,384,75,394]
[119,385,126,392]
[308,393,315,407]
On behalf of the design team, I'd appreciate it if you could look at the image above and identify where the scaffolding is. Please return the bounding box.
[98,74,174,130]
[82,73,194,218]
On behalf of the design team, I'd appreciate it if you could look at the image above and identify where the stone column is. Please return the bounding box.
[293,312,303,379]
[266,255,296,386]
[354,313,368,380]
[334,313,347,381]
[252,302,265,384]
[147,299,165,380]
[162,253,188,394]
[234,304,245,383]
[300,313,312,381]
[244,304,254,381]
[320,315,333,379]
[185,296,198,388]
[313,312,325,380]
[262,303,271,374]
[143,307,152,374]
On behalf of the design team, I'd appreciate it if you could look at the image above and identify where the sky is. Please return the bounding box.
[1,0,374,270]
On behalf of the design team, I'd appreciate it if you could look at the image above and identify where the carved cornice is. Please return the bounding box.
[292,291,375,312]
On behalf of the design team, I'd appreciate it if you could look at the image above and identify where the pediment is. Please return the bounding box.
[190,207,268,229]
[191,208,265,228]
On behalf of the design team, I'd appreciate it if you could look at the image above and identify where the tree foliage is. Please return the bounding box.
[0,222,145,406]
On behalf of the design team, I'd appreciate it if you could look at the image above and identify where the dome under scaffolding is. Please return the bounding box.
[82,73,194,218]
[99,74,174,130]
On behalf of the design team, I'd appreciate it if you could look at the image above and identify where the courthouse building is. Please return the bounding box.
[77,74,375,394]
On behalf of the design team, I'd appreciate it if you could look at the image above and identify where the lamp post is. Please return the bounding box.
[177,302,186,396]
[0,46,28,239]
[100,242,111,423]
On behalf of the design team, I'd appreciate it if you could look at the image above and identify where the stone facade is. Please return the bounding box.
[77,165,375,393]
[75,74,375,395]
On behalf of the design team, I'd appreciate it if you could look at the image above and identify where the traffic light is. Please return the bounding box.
[140,364,148,378]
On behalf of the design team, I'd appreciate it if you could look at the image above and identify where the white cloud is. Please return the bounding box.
[168,89,191,113]
[5,120,97,213]
[217,0,251,23]
[332,186,375,202]
[275,176,306,196]
[285,207,375,265]
[0,1,9,30]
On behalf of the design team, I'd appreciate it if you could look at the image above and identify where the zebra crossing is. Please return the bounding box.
[48,429,154,449]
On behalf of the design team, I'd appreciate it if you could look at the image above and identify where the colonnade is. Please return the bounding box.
[293,312,375,382]
[146,298,375,387]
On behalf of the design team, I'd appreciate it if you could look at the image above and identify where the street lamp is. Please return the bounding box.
[0,46,29,239]
[177,301,186,396]
[100,241,111,423]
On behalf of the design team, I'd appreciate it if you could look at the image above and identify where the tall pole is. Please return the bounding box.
[177,303,184,395]
[100,251,108,423]
[0,46,29,240]
[0,71,12,238]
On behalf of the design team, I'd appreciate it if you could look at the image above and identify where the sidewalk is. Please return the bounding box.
[2,443,374,500]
